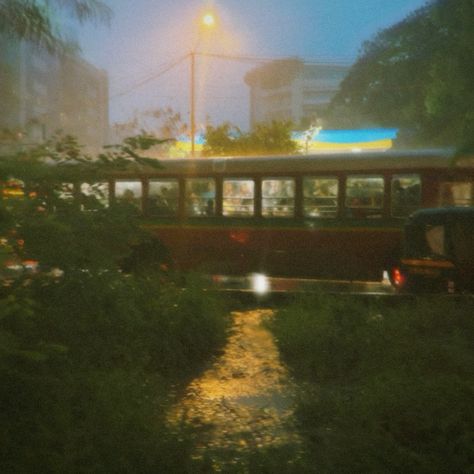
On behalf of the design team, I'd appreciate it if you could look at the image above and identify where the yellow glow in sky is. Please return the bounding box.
[202,12,216,28]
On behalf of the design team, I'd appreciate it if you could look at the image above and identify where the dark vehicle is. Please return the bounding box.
[391,207,474,292]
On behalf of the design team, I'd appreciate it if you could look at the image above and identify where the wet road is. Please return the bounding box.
[168,309,301,466]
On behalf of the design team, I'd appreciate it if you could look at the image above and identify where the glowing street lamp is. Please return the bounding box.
[202,13,216,28]
[190,11,216,156]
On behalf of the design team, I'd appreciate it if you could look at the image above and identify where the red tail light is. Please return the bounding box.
[392,267,405,287]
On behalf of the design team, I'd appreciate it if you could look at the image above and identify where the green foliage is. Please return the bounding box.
[0,0,111,55]
[0,131,163,182]
[204,445,308,474]
[270,294,474,472]
[15,204,140,272]
[333,0,474,149]
[203,121,298,156]
[0,133,230,472]
[0,271,229,472]
[0,131,165,269]
[112,107,188,145]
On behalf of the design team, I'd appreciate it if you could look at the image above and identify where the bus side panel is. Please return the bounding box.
[250,226,402,280]
[145,222,402,281]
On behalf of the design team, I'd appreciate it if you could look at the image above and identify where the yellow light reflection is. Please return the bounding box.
[167,310,301,463]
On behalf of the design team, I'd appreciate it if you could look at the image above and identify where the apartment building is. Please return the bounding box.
[245,58,349,129]
[0,36,108,150]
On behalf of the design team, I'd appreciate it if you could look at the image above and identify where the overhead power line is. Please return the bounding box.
[110,51,352,101]
[110,54,189,100]
[196,51,352,66]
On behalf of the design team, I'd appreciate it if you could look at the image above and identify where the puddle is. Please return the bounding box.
[168,309,301,463]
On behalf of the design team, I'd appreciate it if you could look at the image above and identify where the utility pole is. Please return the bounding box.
[190,51,196,157]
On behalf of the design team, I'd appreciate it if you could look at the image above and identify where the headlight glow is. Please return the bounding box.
[251,273,270,295]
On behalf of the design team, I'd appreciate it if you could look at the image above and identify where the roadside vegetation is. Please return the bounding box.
[330,0,474,152]
[0,135,230,473]
[269,294,474,473]
[203,121,298,157]
[0,0,111,56]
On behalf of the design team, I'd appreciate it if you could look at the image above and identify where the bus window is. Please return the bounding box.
[345,175,384,218]
[303,177,338,218]
[185,178,216,217]
[149,179,179,217]
[223,179,254,217]
[80,182,109,209]
[391,174,421,217]
[57,183,75,200]
[439,182,473,207]
[115,180,142,209]
[262,178,295,217]
[52,183,75,212]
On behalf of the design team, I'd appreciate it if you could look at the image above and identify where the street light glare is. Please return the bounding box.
[202,12,216,27]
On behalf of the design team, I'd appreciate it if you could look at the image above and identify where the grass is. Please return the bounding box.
[269,293,474,473]
[0,271,231,473]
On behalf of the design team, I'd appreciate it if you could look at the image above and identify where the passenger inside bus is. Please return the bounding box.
[186,178,216,217]
[392,177,421,216]
[223,179,254,216]
[150,187,171,215]
[345,176,384,218]
[303,177,338,217]
[262,179,294,217]
[148,181,179,216]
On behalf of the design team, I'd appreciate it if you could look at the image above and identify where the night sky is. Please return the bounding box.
[78,0,428,129]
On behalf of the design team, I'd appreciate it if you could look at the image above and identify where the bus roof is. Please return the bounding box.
[145,148,472,176]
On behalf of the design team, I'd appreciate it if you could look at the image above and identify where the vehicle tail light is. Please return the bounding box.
[392,267,405,287]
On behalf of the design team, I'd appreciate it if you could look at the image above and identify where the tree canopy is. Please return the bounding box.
[332,0,474,149]
[203,121,298,157]
[0,0,111,54]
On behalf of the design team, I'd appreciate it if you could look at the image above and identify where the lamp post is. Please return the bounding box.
[190,49,196,156]
[190,11,215,157]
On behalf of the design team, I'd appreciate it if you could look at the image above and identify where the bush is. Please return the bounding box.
[0,133,231,471]
[0,271,230,473]
[270,294,474,473]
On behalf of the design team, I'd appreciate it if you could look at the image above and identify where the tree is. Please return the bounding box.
[332,0,474,149]
[0,0,111,55]
[0,135,229,474]
[0,132,166,271]
[111,107,188,157]
[203,120,298,156]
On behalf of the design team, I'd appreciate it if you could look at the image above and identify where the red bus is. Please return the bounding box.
[93,149,472,285]
[6,149,472,285]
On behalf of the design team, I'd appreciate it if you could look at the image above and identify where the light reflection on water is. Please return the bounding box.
[167,309,301,460]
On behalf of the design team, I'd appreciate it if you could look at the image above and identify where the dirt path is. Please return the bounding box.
[168,309,301,465]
